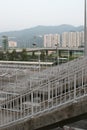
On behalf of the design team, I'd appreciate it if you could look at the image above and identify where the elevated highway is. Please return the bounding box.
[9,47,84,53]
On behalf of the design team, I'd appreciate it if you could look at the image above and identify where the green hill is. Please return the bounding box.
[0,24,84,48]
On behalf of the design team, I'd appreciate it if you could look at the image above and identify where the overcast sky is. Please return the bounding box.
[0,0,84,32]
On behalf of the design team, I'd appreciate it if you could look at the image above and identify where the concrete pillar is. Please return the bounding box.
[59,50,61,57]
[46,50,48,56]
[32,51,35,56]
[70,51,72,57]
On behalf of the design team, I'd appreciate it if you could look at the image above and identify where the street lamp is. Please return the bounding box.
[66,45,69,62]
[33,35,43,71]
[84,0,87,56]
[32,43,40,72]
[38,48,40,72]
[55,43,59,65]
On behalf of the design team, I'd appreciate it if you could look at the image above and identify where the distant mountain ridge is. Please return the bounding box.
[0,24,84,47]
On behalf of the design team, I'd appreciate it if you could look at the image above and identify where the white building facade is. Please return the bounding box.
[44,34,60,48]
[62,31,84,48]
[44,32,84,48]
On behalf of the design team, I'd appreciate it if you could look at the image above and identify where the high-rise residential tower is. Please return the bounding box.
[44,34,60,48]
[62,32,84,48]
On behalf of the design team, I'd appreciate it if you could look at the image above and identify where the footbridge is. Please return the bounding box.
[0,56,87,130]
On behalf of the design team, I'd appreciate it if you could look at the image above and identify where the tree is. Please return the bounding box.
[10,49,17,61]
[20,48,28,61]
[4,51,10,60]
[0,52,4,60]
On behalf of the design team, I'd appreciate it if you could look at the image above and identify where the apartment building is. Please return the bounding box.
[44,31,84,48]
[62,32,69,47]
[44,34,60,47]
[62,31,84,48]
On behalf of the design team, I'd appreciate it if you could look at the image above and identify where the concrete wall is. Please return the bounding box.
[0,96,87,130]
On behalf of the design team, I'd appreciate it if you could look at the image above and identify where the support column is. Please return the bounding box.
[70,51,72,57]
[46,50,48,56]
[84,0,87,56]
[31,92,34,116]
[74,74,77,102]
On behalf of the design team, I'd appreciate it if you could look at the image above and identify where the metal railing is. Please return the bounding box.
[0,56,87,127]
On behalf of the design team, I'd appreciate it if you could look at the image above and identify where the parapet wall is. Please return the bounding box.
[1,96,87,130]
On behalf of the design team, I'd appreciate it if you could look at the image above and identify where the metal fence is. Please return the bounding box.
[0,56,87,127]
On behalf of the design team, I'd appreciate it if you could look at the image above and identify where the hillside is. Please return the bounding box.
[0,24,84,47]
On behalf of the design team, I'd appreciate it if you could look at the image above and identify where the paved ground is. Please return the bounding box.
[51,120,87,130]
[68,119,87,130]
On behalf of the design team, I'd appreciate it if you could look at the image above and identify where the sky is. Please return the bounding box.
[0,0,84,32]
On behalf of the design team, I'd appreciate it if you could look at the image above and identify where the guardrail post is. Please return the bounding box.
[82,68,83,89]
[31,92,33,116]
[48,80,50,101]
[74,74,76,102]
[20,95,23,118]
